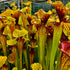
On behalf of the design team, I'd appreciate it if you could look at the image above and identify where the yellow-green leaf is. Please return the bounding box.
[20,7,28,13]
[0,56,7,68]
[31,63,42,70]
[7,39,17,45]
[3,26,11,35]
[11,2,16,7]
[12,67,17,70]
[13,29,28,38]
[18,15,23,26]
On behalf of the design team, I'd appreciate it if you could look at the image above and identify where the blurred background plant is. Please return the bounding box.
[0,0,70,70]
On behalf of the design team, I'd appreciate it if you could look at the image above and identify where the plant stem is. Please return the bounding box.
[50,25,62,70]
[23,50,29,70]
[55,50,62,70]
[38,25,47,66]
[29,2,32,17]
[0,35,7,56]
[8,62,11,70]
[46,38,52,70]
[17,40,23,70]
[16,49,20,70]
[21,0,23,9]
